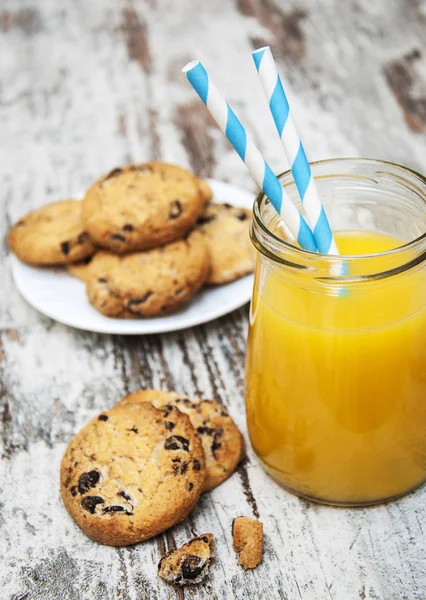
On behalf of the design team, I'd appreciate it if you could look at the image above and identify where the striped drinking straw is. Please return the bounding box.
[252,46,339,255]
[182,60,318,253]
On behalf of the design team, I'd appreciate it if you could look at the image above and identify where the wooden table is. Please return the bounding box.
[1,1,425,598]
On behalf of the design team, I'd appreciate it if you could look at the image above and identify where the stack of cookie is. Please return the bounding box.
[60,389,246,547]
[8,162,255,319]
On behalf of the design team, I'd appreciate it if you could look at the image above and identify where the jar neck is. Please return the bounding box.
[252,158,426,282]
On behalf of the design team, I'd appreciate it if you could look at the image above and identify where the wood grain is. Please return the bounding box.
[121,7,152,74]
[384,48,426,133]
[237,0,308,61]
[175,101,217,177]
[1,0,426,599]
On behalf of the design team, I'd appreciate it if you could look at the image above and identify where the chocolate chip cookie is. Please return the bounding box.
[7,200,95,265]
[82,162,212,253]
[85,231,210,318]
[60,403,206,546]
[158,533,214,586]
[196,203,255,284]
[67,251,120,282]
[118,390,245,492]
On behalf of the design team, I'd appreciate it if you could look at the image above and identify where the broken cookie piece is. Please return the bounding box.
[158,533,214,586]
[232,516,263,569]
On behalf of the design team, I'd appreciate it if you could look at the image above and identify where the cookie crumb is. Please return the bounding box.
[158,534,214,586]
[232,516,263,569]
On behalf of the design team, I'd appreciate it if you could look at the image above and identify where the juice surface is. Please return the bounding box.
[245,230,426,504]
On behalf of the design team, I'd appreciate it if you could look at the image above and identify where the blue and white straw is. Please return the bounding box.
[252,47,339,255]
[182,60,317,253]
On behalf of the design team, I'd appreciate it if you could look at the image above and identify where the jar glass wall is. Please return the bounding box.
[245,159,426,506]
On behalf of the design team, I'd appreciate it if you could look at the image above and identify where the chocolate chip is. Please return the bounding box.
[175,288,184,296]
[127,292,153,314]
[164,421,175,431]
[77,232,90,244]
[98,278,107,283]
[175,575,182,583]
[83,255,93,265]
[220,410,228,417]
[118,491,132,502]
[78,470,101,494]
[224,203,232,209]
[196,214,215,225]
[127,426,138,433]
[211,440,222,454]
[61,241,70,255]
[104,167,122,180]
[236,211,248,221]
[161,305,169,312]
[165,435,190,451]
[169,200,183,219]
[110,234,126,243]
[181,556,204,580]
[196,426,216,436]
[103,505,130,513]
[122,224,133,232]
[81,496,104,514]
[70,486,78,497]
[201,536,209,543]
[16,220,26,227]
[98,414,108,421]
[193,459,201,471]
[188,482,194,492]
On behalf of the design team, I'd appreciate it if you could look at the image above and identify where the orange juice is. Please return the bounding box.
[246,230,426,505]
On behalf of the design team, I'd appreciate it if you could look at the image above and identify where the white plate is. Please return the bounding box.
[11,179,255,334]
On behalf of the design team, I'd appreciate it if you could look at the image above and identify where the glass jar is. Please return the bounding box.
[245,158,426,506]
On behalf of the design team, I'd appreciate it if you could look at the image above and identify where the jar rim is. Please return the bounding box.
[251,157,426,281]
[252,158,426,281]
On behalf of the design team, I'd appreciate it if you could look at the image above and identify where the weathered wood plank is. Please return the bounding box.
[384,48,426,133]
[1,0,426,599]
